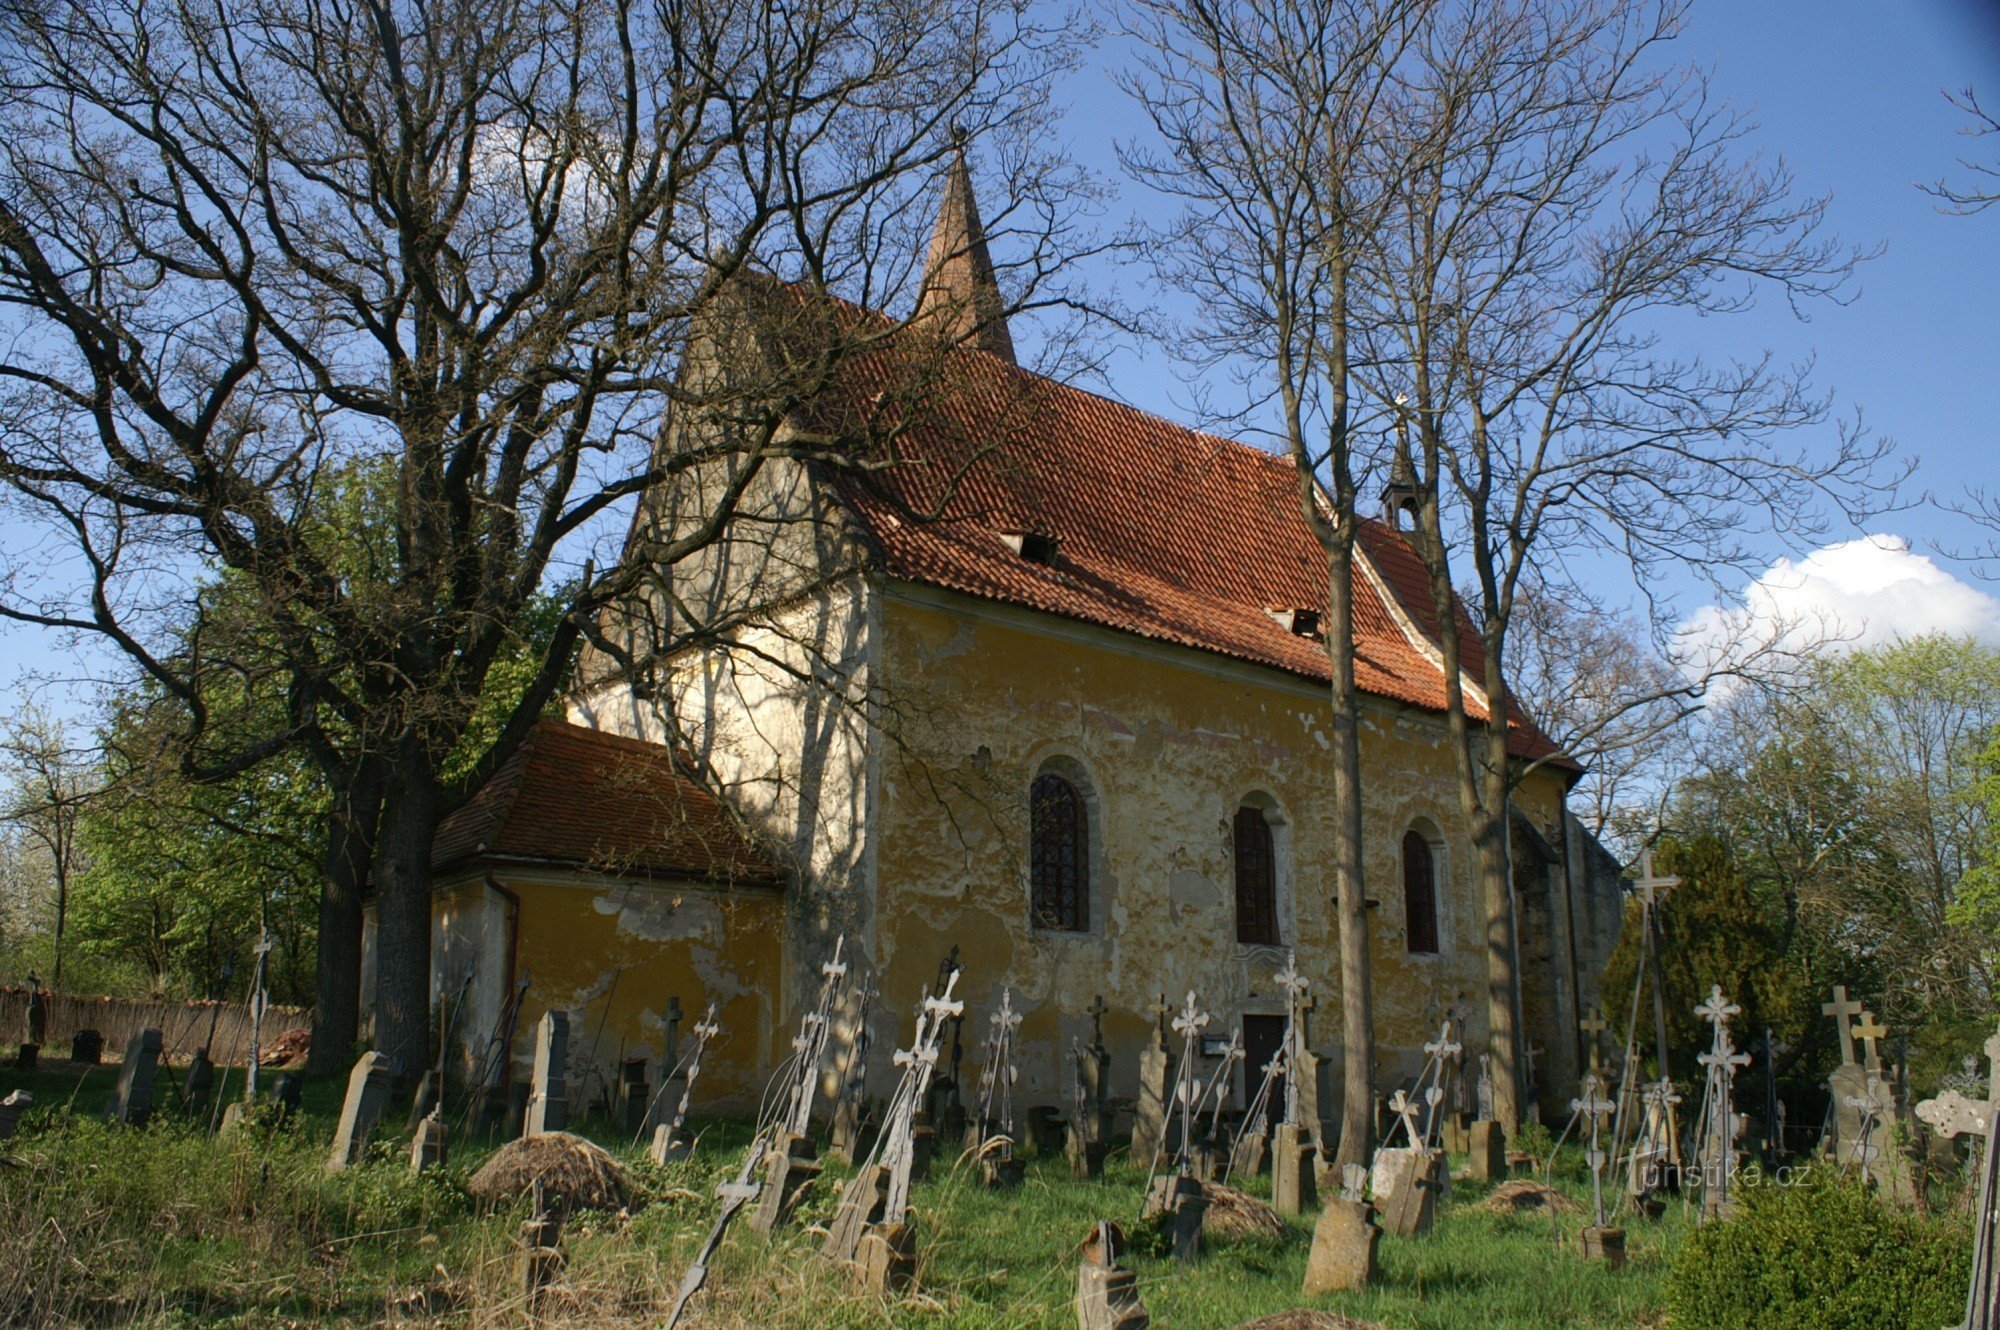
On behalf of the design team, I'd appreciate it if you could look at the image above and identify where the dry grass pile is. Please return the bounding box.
[468,1132,629,1212]
[1476,1178,1583,1216]
[1198,1181,1285,1239]
[1231,1313,1387,1330]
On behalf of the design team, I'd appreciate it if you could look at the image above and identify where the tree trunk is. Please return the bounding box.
[1468,768,1523,1130]
[371,751,440,1075]
[307,758,387,1075]
[1326,548,1377,1174]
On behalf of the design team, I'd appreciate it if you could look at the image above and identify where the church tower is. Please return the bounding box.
[912,137,1016,363]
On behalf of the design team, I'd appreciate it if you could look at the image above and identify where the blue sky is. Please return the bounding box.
[1032,0,2000,651]
[3,0,1998,716]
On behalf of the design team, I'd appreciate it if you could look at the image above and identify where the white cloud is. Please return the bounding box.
[1678,534,2000,678]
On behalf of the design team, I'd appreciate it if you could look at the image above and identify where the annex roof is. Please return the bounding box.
[432,720,782,885]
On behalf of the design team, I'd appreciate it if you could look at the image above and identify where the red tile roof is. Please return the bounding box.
[432,721,782,885]
[809,338,1568,766]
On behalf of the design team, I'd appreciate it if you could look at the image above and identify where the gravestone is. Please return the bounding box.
[410,1109,447,1172]
[1272,1123,1317,1216]
[524,1010,571,1136]
[1572,1069,1622,1260]
[1270,955,1319,1214]
[1469,1119,1506,1182]
[0,1088,31,1141]
[1303,1166,1378,1294]
[621,1058,649,1136]
[1076,1220,1150,1330]
[185,1050,216,1117]
[972,989,1025,1188]
[1371,1146,1441,1237]
[15,1043,36,1072]
[70,1028,103,1065]
[25,982,47,1045]
[651,1003,720,1165]
[1067,1040,1112,1179]
[404,1069,439,1134]
[104,1027,164,1127]
[1132,994,1173,1164]
[830,975,876,1166]
[325,1050,400,1171]
[1933,1028,2000,1330]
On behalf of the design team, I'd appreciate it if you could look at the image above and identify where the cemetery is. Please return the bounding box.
[0,951,1990,1327]
[0,0,1995,1326]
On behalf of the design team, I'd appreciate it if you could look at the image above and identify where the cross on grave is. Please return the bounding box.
[1276,952,1311,1126]
[245,929,276,1100]
[1151,993,1174,1046]
[1632,848,1681,910]
[749,935,853,1235]
[1166,991,1212,1173]
[1694,985,1752,1220]
[651,1002,721,1164]
[973,988,1024,1186]
[1388,1089,1424,1150]
[1823,985,1866,1067]
[1571,1071,1619,1230]
[1088,994,1110,1054]
[1854,1011,1889,1075]
[1580,1007,1610,1075]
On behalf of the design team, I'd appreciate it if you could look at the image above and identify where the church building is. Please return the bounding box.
[427,151,1627,1129]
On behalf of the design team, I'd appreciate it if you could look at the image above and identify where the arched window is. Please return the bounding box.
[1030,772,1088,931]
[1403,829,1440,955]
[1234,805,1280,946]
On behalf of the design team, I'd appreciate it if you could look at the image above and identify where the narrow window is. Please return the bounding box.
[1403,829,1440,954]
[1234,805,1279,945]
[1030,773,1088,931]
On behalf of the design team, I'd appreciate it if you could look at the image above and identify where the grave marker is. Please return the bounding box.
[326,1050,399,1171]
[524,1009,571,1136]
[1131,993,1174,1164]
[651,1002,719,1164]
[1303,1165,1379,1294]
[750,937,851,1233]
[0,1089,31,1141]
[104,1027,164,1127]
[1693,985,1751,1221]
[1076,1221,1149,1330]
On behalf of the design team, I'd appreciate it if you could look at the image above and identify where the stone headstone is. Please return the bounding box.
[621,1058,649,1137]
[25,987,47,1044]
[1372,1147,1442,1237]
[15,1044,36,1072]
[1132,1010,1172,1163]
[1469,1119,1506,1182]
[326,1050,400,1171]
[70,1028,103,1065]
[1303,1196,1379,1294]
[404,1069,439,1134]
[1272,1122,1317,1216]
[1580,1225,1626,1267]
[104,1027,164,1126]
[0,1089,31,1141]
[410,1110,447,1172]
[525,1010,570,1136]
[185,1050,215,1116]
[1077,1221,1150,1329]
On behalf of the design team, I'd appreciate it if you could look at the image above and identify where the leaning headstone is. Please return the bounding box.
[1303,1167,1378,1295]
[652,1004,720,1165]
[0,1089,31,1141]
[104,1027,164,1127]
[70,1028,103,1065]
[524,1010,571,1136]
[325,1050,400,1171]
[1371,1147,1441,1238]
[1076,1220,1150,1330]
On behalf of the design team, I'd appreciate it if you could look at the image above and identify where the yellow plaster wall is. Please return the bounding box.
[447,873,785,1113]
[866,588,1575,1113]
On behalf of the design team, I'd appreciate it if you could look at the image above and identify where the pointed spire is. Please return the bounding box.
[913,131,1016,363]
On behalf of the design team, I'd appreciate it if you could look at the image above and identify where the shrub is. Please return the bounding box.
[1664,1163,1970,1330]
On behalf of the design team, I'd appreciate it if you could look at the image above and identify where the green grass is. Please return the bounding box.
[0,1062,1699,1327]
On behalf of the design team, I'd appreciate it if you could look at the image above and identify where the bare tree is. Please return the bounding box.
[1363,0,1895,1126]
[0,0,1088,1069]
[1924,85,2000,214]
[1120,0,1429,1172]
[0,700,99,987]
